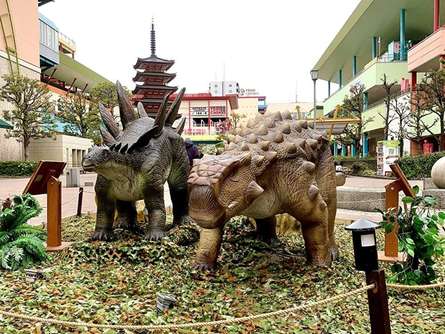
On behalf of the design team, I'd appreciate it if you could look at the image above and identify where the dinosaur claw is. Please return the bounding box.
[145,229,166,241]
[193,261,216,271]
[90,230,115,241]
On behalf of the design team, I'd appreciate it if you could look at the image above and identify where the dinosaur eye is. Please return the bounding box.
[229,170,240,182]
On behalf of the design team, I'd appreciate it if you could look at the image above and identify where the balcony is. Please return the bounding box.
[408,27,445,72]
[362,103,386,133]
[323,60,409,115]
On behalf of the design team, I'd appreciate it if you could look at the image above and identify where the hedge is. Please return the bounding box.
[0,161,38,176]
[398,152,445,179]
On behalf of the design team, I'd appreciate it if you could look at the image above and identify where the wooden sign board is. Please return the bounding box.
[23,161,66,195]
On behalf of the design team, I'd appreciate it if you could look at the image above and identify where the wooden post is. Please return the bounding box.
[379,164,414,261]
[384,180,401,257]
[46,176,62,250]
[77,187,84,217]
[365,269,391,334]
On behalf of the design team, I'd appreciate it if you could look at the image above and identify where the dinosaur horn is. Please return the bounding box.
[175,117,186,135]
[137,102,148,118]
[153,91,173,134]
[100,125,117,146]
[99,103,119,139]
[116,81,137,128]
[166,87,186,126]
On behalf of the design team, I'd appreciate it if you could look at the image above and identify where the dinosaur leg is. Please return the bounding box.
[91,195,115,241]
[300,216,331,266]
[327,198,339,260]
[115,200,143,235]
[144,188,166,241]
[255,217,278,244]
[168,147,192,227]
[194,227,223,270]
[168,181,192,227]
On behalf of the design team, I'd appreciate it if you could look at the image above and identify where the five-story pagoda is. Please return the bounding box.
[132,19,177,117]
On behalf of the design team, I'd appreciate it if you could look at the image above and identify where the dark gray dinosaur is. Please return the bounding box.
[82,82,190,241]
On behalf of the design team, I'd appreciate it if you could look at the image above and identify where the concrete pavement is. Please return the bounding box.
[0,174,422,225]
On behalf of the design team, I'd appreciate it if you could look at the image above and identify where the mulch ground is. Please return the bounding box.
[0,216,444,333]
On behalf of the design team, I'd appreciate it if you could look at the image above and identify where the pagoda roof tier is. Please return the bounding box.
[133,71,176,84]
[133,85,177,95]
[134,55,174,71]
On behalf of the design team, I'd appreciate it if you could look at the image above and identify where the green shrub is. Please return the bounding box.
[0,194,47,270]
[379,187,445,285]
[398,152,445,179]
[350,161,375,176]
[0,161,38,176]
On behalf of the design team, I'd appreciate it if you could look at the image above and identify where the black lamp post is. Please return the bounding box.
[345,218,380,272]
[310,69,319,130]
[345,218,391,334]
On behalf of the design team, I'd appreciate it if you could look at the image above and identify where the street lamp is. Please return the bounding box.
[345,218,380,272]
[310,69,319,130]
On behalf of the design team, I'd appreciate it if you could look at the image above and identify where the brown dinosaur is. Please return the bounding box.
[187,110,340,269]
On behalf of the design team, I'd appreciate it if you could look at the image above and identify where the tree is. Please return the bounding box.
[57,90,101,143]
[90,82,118,109]
[0,74,55,160]
[414,68,445,151]
[381,74,397,140]
[338,83,371,157]
[388,94,410,156]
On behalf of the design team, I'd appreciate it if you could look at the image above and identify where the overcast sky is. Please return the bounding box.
[39,0,359,103]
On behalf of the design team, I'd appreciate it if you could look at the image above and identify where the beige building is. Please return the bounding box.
[266,102,313,119]
[28,133,93,167]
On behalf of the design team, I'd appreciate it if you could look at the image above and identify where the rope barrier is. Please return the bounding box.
[0,284,374,330]
[387,281,445,290]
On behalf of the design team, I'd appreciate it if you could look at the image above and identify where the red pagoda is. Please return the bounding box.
[132,19,177,117]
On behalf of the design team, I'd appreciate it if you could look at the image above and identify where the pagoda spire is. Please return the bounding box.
[151,17,156,56]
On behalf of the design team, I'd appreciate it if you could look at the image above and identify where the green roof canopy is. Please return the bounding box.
[0,118,13,129]
[313,0,445,84]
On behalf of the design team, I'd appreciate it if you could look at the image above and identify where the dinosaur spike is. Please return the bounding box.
[175,117,186,135]
[137,102,148,118]
[116,81,137,128]
[265,118,275,128]
[228,142,238,150]
[281,110,292,120]
[282,123,291,134]
[247,118,256,129]
[234,135,243,144]
[302,161,316,174]
[240,142,250,151]
[100,125,116,146]
[253,155,265,166]
[245,181,264,202]
[99,103,120,139]
[308,185,319,201]
[114,143,122,152]
[259,141,270,151]
[300,120,308,129]
[256,124,268,135]
[120,144,129,154]
[265,151,278,161]
[286,143,298,155]
[247,133,258,144]
[294,123,302,133]
[166,87,186,126]
[274,132,284,143]
[272,111,283,122]
[153,92,172,135]
[307,139,319,150]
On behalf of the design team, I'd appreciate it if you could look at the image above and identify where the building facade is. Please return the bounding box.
[176,93,238,142]
[0,0,109,162]
[312,0,445,157]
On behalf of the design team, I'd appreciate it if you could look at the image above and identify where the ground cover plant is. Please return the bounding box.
[0,215,444,333]
[0,194,47,270]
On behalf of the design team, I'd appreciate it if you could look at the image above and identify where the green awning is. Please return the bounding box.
[0,118,12,129]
